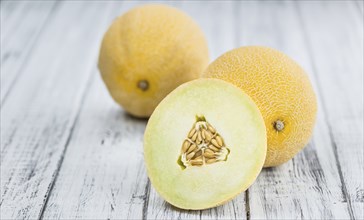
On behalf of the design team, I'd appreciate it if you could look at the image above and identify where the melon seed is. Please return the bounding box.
[187,144,197,153]
[188,128,196,138]
[208,144,219,152]
[182,140,191,153]
[211,139,220,148]
[207,123,216,134]
[187,152,195,160]
[191,132,198,141]
[204,130,212,142]
[190,160,203,166]
[216,135,223,146]
[179,116,230,168]
[206,158,217,164]
[203,150,215,158]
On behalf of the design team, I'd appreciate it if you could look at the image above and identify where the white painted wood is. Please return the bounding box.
[0,1,14,21]
[179,1,237,61]
[41,73,148,219]
[1,1,56,104]
[236,1,356,219]
[146,185,246,220]
[0,1,116,219]
[41,2,151,218]
[0,1,362,219]
[298,1,363,219]
[356,0,363,14]
[0,1,30,43]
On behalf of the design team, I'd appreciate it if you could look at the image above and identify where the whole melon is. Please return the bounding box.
[98,4,209,117]
[203,46,317,167]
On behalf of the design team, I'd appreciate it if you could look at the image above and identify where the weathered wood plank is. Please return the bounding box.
[0,1,30,42]
[1,1,54,46]
[298,1,363,219]
[236,1,354,219]
[0,1,19,26]
[1,1,362,219]
[179,1,236,61]
[146,187,246,220]
[40,2,154,218]
[1,1,57,104]
[0,1,14,21]
[41,74,148,219]
[0,2,116,219]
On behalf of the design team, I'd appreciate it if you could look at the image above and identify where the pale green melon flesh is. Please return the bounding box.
[144,79,266,210]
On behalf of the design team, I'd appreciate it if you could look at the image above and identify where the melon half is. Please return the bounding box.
[144,79,266,210]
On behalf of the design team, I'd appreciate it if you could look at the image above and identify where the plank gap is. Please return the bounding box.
[142,179,151,220]
[330,135,355,218]
[295,2,355,219]
[245,190,250,220]
[38,63,98,220]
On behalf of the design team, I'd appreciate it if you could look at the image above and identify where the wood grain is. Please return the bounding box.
[1,1,57,104]
[1,1,116,219]
[0,1,362,219]
[39,3,148,219]
[40,3,152,218]
[236,1,358,219]
[298,1,363,218]
[1,1,29,41]
[41,73,148,219]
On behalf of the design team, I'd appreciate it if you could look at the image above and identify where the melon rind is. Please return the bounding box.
[98,4,209,117]
[203,46,317,167]
[144,79,266,210]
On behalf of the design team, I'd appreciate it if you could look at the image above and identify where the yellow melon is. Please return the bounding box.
[98,4,209,117]
[203,46,317,167]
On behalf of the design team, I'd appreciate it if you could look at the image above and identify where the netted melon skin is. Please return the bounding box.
[98,4,209,117]
[203,46,317,167]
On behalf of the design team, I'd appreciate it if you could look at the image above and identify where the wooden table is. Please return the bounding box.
[1,1,363,219]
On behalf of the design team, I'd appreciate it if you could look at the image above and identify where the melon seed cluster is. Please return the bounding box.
[179,116,230,168]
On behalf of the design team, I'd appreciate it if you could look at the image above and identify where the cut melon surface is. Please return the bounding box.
[144,79,267,210]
